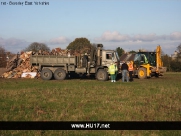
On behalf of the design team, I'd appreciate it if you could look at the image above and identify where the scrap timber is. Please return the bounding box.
[1,48,77,78]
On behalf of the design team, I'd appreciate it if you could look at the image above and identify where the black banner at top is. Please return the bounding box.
[0,121,181,130]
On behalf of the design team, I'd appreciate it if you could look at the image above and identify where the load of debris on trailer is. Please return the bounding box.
[1,47,83,79]
[1,51,39,79]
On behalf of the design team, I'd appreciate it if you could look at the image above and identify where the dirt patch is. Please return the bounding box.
[0,68,8,76]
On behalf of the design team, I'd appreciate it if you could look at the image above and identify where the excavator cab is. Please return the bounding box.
[134,52,156,66]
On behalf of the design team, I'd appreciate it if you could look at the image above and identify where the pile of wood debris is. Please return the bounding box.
[1,47,91,79]
[1,51,40,79]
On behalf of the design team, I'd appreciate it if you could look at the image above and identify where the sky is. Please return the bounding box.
[0,0,181,55]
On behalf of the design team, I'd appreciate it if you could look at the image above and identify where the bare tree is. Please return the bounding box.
[24,42,50,52]
[0,46,7,67]
[176,43,181,62]
[177,43,181,53]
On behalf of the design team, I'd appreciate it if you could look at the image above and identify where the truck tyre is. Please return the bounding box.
[41,68,53,80]
[96,69,108,81]
[138,67,147,79]
[155,73,159,78]
[54,68,66,80]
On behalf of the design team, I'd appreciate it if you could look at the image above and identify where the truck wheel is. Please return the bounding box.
[138,67,147,79]
[155,73,159,78]
[96,69,108,81]
[54,68,66,80]
[41,68,53,80]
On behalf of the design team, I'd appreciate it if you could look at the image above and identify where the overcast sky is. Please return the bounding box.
[0,0,181,55]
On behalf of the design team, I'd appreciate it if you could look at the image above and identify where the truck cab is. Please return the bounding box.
[102,50,120,67]
[94,45,120,81]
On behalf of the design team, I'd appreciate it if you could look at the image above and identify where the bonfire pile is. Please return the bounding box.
[2,51,40,79]
[1,47,91,79]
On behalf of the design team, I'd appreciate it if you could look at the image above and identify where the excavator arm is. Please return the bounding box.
[156,45,163,73]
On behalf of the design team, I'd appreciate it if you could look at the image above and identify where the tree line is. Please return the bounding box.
[161,44,181,72]
[0,38,181,71]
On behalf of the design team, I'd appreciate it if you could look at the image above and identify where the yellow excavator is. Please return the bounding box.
[133,45,167,79]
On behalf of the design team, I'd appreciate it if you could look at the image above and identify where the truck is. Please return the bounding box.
[30,44,120,81]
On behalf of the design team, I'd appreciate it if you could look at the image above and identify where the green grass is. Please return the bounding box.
[0,72,181,135]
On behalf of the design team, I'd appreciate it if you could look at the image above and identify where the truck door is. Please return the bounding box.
[103,52,114,66]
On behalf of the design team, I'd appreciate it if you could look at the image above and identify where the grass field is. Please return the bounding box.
[0,72,181,135]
